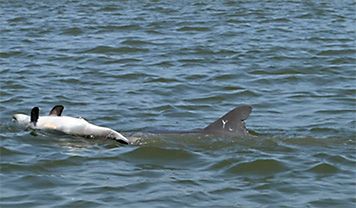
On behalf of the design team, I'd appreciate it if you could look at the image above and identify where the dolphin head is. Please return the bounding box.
[106,130,129,145]
[12,114,31,126]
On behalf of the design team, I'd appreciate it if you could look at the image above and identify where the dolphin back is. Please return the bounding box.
[203,105,252,136]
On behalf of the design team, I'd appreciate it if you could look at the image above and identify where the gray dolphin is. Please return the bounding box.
[12,105,129,144]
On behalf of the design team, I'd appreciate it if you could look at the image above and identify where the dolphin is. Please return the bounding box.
[12,105,129,144]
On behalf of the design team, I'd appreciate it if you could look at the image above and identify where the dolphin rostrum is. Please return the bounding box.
[12,105,129,144]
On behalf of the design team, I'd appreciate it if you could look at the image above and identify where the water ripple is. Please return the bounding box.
[308,162,339,175]
[226,159,286,175]
[83,45,149,54]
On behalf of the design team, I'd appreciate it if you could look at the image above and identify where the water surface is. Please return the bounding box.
[1,1,355,207]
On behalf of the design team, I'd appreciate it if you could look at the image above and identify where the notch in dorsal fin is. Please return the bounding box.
[203,105,252,136]
[49,105,64,116]
[31,107,39,126]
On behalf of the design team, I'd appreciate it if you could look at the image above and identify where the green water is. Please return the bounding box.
[1,0,355,207]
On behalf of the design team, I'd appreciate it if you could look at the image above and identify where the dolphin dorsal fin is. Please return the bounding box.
[31,107,40,126]
[203,105,252,136]
[49,105,64,116]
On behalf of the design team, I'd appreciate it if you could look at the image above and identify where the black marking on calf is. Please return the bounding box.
[49,105,64,116]
[31,107,39,126]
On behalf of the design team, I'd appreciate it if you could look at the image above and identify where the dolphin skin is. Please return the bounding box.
[13,105,129,144]
[13,105,252,144]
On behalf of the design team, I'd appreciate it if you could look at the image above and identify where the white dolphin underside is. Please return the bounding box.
[13,114,129,144]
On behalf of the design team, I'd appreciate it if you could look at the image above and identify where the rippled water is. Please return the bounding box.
[1,1,356,207]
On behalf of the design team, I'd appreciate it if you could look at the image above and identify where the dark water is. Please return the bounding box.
[1,1,356,207]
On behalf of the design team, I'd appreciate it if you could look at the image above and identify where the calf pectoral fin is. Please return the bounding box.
[31,107,39,126]
[203,105,252,135]
[49,105,64,116]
